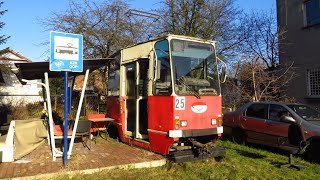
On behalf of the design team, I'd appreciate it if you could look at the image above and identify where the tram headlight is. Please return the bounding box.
[180,120,188,127]
[212,116,223,126]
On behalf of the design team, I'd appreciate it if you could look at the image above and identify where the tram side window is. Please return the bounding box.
[154,40,172,95]
[108,70,120,96]
[108,54,120,96]
[138,61,149,97]
[126,64,136,97]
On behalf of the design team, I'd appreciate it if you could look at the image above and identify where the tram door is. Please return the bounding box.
[125,59,149,139]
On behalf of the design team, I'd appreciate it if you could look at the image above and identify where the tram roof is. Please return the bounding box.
[109,34,216,57]
[109,34,217,64]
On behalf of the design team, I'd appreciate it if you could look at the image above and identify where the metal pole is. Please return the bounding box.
[68,87,72,114]
[63,71,69,166]
[69,76,76,113]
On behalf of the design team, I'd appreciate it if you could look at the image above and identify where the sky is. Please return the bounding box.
[1,0,276,62]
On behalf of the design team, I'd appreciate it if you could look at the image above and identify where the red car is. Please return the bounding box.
[223,102,320,160]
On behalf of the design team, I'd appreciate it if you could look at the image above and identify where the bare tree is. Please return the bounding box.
[41,0,148,94]
[0,2,10,101]
[156,0,243,59]
[0,1,9,45]
[238,56,294,100]
[238,10,287,70]
[41,0,145,58]
[223,10,295,108]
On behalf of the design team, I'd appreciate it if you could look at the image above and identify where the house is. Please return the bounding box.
[0,48,43,119]
[277,0,320,108]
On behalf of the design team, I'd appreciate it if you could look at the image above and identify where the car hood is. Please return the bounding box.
[303,120,320,137]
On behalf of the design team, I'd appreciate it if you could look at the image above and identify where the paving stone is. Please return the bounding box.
[0,138,165,179]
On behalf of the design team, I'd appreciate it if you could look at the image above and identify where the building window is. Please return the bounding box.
[0,70,5,85]
[307,68,320,97]
[304,0,320,26]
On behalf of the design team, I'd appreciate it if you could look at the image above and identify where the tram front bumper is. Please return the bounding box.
[169,127,223,138]
[169,145,226,163]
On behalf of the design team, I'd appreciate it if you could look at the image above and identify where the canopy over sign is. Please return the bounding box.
[50,31,83,72]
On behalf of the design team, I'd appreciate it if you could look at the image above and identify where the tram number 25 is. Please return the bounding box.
[175,97,185,110]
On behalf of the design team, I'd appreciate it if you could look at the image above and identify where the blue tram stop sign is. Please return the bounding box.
[50,31,83,72]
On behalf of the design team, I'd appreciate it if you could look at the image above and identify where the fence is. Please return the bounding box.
[0,94,106,125]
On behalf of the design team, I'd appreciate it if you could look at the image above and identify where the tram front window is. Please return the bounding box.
[154,39,172,95]
[171,39,220,96]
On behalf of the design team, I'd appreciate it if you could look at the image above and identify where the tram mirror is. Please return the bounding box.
[217,57,227,83]
[220,66,227,83]
[155,60,161,80]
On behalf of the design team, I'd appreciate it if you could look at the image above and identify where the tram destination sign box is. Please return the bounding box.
[50,31,83,72]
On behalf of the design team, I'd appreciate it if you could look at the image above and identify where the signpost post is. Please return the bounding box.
[50,31,83,166]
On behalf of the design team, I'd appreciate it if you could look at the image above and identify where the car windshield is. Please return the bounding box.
[170,39,220,96]
[287,104,320,121]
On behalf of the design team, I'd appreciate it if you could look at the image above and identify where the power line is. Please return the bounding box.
[125,9,160,20]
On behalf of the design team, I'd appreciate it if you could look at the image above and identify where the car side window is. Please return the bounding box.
[269,104,292,122]
[245,104,268,119]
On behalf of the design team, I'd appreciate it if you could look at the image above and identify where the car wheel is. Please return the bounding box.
[232,128,246,145]
[306,141,320,162]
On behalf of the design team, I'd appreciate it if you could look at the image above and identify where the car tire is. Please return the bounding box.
[306,141,320,162]
[232,128,246,145]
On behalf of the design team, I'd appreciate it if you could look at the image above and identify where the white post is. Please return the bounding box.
[44,72,62,160]
[68,69,90,156]
[22,72,63,161]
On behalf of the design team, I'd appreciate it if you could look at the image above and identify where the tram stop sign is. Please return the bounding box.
[50,31,83,72]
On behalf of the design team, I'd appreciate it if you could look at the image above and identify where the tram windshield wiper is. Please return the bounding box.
[177,77,201,99]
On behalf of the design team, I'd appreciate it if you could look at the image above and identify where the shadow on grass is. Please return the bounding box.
[269,156,309,170]
[220,138,320,166]
[220,138,267,159]
[270,160,290,168]
[236,149,267,159]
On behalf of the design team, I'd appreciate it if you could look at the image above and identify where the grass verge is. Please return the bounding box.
[53,140,320,179]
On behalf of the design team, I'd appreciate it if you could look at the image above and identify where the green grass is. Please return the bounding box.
[54,140,320,180]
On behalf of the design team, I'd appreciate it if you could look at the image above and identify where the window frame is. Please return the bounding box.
[245,103,268,120]
[268,104,292,122]
[306,67,320,97]
[303,0,320,27]
[153,39,172,96]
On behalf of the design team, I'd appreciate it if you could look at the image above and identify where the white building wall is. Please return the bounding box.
[0,60,43,105]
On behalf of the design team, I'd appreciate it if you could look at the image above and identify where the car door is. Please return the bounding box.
[240,103,269,144]
[265,104,291,147]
